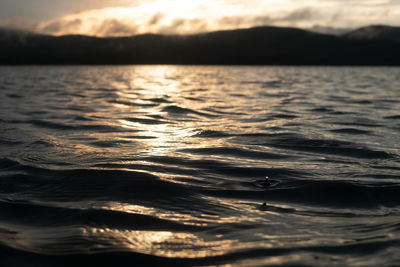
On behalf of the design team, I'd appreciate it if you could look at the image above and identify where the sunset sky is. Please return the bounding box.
[1,0,399,36]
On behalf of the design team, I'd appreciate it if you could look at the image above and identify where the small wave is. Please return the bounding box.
[335,121,382,128]
[203,108,245,116]
[122,135,157,140]
[90,140,132,148]
[180,147,291,160]
[78,124,124,132]
[384,115,400,120]
[0,139,23,146]
[308,107,334,113]
[208,179,400,208]
[65,105,94,112]
[144,98,171,103]
[27,140,55,148]
[0,199,201,232]
[264,134,392,159]
[30,120,79,130]
[351,99,373,105]
[268,113,298,119]
[85,87,118,92]
[330,128,371,135]
[109,100,158,108]
[123,117,169,125]
[30,120,122,132]
[241,80,282,88]
[143,155,305,179]
[0,158,21,170]
[193,130,232,138]
[94,162,201,177]
[162,105,217,118]
[0,244,189,267]
[0,168,197,205]
[184,97,205,102]
[91,92,119,99]
[72,116,93,122]
[6,94,23,99]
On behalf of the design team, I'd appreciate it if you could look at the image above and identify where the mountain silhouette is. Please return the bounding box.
[344,25,400,42]
[1,25,400,65]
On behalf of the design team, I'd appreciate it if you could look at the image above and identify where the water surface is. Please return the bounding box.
[1,66,400,266]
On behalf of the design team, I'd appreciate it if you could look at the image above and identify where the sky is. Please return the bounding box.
[1,0,399,36]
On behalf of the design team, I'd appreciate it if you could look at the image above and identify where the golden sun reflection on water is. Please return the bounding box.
[102,66,233,169]
[64,65,291,181]
[85,227,238,258]
[81,201,309,260]
[75,199,285,258]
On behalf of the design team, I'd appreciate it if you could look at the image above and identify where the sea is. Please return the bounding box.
[0,66,399,266]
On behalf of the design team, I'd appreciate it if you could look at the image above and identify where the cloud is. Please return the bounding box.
[283,7,317,22]
[217,7,319,29]
[33,0,236,36]
[29,0,400,37]
[157,18,208,35]
[41,18,82,34]
[94,19,139,36]
[148,13,164,26]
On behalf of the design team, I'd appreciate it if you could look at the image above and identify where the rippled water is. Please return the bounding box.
[1,66,400,266]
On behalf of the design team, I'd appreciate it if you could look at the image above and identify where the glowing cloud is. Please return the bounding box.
[32,0,400,37]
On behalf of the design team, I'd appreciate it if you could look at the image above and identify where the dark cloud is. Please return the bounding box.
[148,13,164,26]
[282,7,317,22]
[94,19,138,36]
[170,18,185,28]
[157,18,208,35]
[218,7,319,28]
[330,12,342,23]
[218,15,272,27]
[41,18,82,34]
[252,16,274,26]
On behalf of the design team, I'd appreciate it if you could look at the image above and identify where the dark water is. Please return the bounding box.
[0,66,400,266]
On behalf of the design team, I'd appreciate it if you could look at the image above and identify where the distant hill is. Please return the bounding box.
[1,25,400,65]
[343,25,400,42]
[308,25,351,36]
